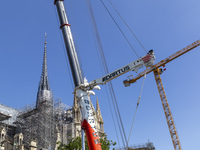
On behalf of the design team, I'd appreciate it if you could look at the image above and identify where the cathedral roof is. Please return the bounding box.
[0,103,19,125]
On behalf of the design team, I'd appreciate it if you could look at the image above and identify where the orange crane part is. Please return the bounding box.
[154,68,181,150]
[123,40,200,150]
[124,40,200,86]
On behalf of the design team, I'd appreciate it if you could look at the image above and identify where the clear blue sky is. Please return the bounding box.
[0,0,200,149]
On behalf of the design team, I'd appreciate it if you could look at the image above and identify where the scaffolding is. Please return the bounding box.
[14,99,72,150]
[129,141,155,150]
[0,103,19,126]
[54,99,74,144]
[115,141,155,150]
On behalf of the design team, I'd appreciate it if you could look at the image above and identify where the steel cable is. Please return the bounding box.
[107,0,147,53]
[128,73,146,144]
[85,0,121,146]
[99,0,139,58]
[85,0,128,148]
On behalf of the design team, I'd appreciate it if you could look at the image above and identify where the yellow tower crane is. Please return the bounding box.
[123,40,200,150]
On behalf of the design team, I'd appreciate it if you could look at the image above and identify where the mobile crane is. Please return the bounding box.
[54,0,155,149]
[75,50,155,150]
[123,40,200,150]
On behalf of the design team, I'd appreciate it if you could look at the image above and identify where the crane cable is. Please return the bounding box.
[85,0,128,149]
[107,0,147,53]
[128,73,147,144]
[105,84,121,148]
[99,0,139,58]
[99,0,148,144]
[85,2,121,146]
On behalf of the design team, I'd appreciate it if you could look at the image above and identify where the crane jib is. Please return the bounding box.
[102,65,130,82]
[91,50,155,86]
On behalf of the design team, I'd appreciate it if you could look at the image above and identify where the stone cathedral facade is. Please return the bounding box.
[0,38,104,150]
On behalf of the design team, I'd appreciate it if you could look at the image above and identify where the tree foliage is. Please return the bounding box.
[57,133,116,150]
[57,136,82,150]
[100,133,116,150]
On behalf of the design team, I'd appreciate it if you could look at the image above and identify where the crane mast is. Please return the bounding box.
[154,68,181,150]
[54,0,102,149]
[123,40,200,150]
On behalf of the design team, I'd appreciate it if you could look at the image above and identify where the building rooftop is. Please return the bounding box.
[0,111,11,121]
[0,103,19,125]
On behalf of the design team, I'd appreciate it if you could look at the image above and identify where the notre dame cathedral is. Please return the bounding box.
[0,38,104,150]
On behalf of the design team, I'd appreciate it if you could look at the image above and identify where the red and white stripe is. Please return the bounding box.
[142,54,152,63]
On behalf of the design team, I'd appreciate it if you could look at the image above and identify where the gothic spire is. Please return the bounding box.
[96,98,103,120]
[36,33,51,108]
[40,33,50,91]
[73,94,78,108]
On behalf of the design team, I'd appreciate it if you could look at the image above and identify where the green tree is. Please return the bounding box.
[100,133,116,150]
[57,133,116,150]
[57,136,82,150]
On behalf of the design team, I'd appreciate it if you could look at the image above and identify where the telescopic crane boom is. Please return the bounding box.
[54,0,156,149]
[123,40,200,150]
[87,50,155,88]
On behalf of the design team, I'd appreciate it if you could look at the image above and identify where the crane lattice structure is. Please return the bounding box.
[154,68,180,150]
[124,40,200,150]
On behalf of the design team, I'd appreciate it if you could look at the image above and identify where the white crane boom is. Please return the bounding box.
[54,0,155,149]
[87,50,155,88]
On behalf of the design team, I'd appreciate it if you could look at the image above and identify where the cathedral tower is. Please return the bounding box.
[96,98,104,134]
[72,96,104,138]
[34,34,56,149]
